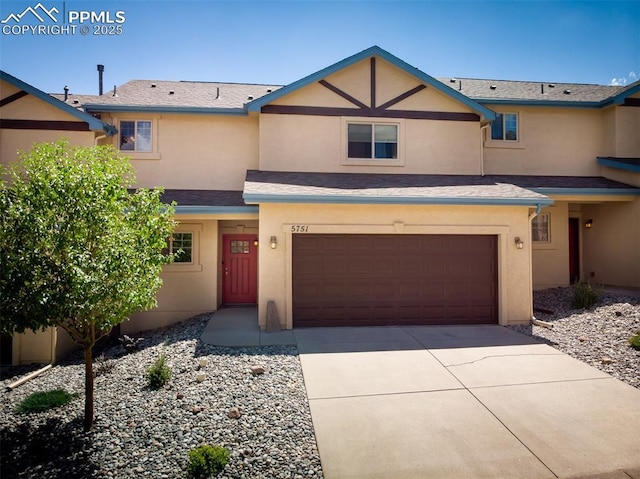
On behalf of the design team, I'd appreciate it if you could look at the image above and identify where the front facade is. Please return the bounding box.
[2,46,639,361]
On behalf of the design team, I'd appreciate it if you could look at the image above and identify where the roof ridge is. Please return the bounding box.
[438,76,621,88]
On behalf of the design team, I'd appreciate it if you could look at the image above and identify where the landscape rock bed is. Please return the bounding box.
[0,315,323,479]
[509,288,640,389]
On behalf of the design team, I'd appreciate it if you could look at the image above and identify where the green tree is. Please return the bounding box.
[0,140,175,431]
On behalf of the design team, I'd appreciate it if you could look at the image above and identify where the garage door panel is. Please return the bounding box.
[293,234,497,327]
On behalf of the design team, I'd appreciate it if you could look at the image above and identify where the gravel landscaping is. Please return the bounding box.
[0,314,323,479]
[2,287,639,478]
[509,287,640,389]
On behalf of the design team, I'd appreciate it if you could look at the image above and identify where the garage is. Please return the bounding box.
[292,234,498,327]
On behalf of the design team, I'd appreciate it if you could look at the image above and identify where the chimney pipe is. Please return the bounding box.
[63,85,69,102]
[97,64,104,96]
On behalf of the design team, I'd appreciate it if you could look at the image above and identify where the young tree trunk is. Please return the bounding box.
[83,345,94,432]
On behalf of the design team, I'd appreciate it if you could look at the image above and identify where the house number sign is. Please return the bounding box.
[290,225,309,233]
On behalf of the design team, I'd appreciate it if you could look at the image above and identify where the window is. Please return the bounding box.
[532,213,550,242]
[348,123,398,159]
[167,233,193,263]
[491,113,518,141]
[120,120,152,152]
[230,240,250,254]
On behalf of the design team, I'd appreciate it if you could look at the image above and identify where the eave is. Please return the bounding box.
[83,104,248,116]
[0,70,116,135]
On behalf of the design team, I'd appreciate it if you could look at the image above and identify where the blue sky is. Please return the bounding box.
[1,1,639,96]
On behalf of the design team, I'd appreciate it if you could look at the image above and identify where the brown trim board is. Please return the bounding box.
[0,90,29,107]
[260,104,479,121]
[370,57,376,109]
[0,119,90,131]
[318,80,368,109]
[623,98,640,107]
[376,85,427,110]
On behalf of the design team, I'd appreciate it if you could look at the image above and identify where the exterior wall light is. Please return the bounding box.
[515,237,524,249]
[253,238,259,247]
[585,219,593,229]
[270,236,278,249]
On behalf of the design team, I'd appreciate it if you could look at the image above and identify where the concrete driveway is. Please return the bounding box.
[294,325,640,479]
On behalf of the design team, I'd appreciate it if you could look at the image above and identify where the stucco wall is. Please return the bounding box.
[614,105,640,157]
[532,203,570,289]
[582,199,640,289]
[256,203,534,329]
[483,106,605,176]
[125,219,219,333]
[102,113,259,190]
[258,114,481,174]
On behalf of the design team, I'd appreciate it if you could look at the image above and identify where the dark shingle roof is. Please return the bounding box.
[436,77,625,104]
[245,170,636,191]
[160,189,246,207]
[80,80,282,109]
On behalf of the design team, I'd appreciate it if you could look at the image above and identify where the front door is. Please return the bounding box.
[568,218,580,283]
[222,234,258,304]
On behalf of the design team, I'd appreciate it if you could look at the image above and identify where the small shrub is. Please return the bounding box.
[94,354,115,377]
[16,389,78,414]
[146,354,172,389]
[630,331,640,351]
[571,281,601,309]
[187,444,229,478]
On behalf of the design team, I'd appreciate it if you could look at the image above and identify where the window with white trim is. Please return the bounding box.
[120,120,152,152]
[347,122,398,159]
[167,232,193,263]
[491,113,518,141]
[532,213,550,242]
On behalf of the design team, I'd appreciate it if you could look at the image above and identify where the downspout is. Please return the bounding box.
[94,133,107,146]
[528,204,543,323]
[480,124,490,176]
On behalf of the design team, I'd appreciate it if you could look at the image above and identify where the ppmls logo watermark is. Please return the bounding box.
[1,2,126,36]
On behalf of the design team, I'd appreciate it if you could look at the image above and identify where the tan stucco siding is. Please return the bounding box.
[125,220,219,333]
[257,203,534,329]
[258,114,481,174]
[614,106,640,157]
[483,106,604,176]
[0,129,95,166]
[103,113,258,190]
[582,199,640,289]
[532,203,570,289]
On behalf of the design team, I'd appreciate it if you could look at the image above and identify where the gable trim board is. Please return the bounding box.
[0,70,116,135]
[0,90,28,107]
[0,119,91,131]
[259,105,480,121]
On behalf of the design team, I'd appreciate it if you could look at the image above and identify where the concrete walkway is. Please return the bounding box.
[201,310,640,478]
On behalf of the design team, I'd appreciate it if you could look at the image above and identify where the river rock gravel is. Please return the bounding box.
[0,314,324,479]
[509,287,640,389]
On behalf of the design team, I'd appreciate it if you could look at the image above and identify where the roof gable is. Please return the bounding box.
[247,46,496,121]
[0,70,115,134]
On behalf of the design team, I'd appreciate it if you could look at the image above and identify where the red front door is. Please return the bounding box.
[222,235,258,304]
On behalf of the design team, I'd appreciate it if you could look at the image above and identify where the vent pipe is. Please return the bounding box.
[63,85,69,102]
[97,64,104,95]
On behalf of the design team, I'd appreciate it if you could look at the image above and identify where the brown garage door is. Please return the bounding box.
[292,234,497,327]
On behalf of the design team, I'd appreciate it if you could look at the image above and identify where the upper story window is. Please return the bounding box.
[491,113,518,141]
[348,123,398,160]
[120,120,152,152]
